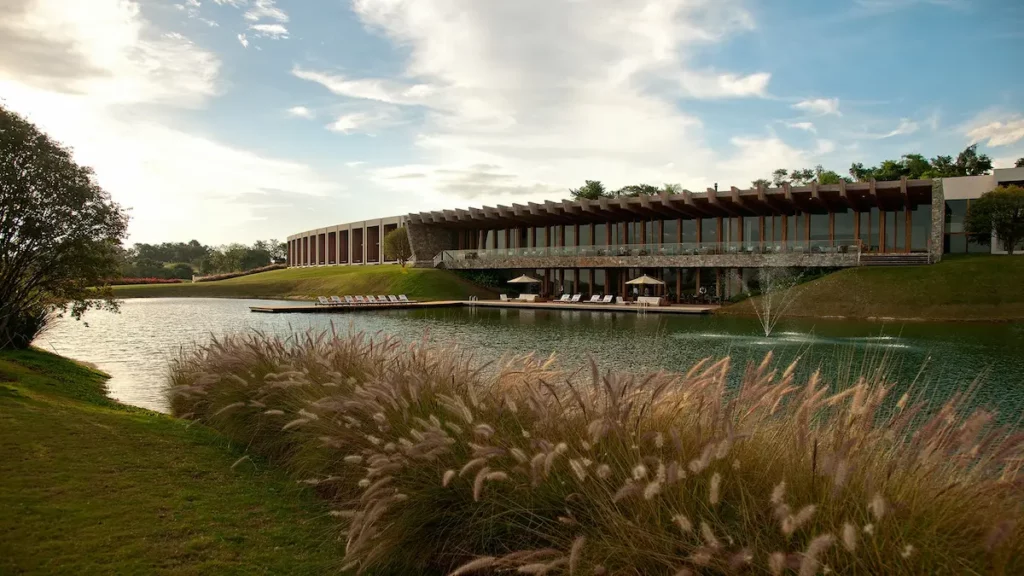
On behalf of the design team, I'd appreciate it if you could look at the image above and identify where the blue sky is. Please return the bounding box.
[1,0,1022,244]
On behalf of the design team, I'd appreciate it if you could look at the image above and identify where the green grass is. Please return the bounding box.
[111,265,495,302]
[720,254,1024,321]
[0,348,344,575]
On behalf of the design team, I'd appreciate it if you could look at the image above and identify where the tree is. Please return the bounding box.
[383,226,413,268]
[1016,158,1024,168]
[751,178,771,188]
[964,185,1024,255]
[771,169,789,187]
[662,183,682,195]
[615,183,659,197]
[954,144,993,176]
[568,180,611,200]
[0,105,129,349]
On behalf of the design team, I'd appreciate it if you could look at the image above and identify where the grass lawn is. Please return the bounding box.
[0,348,344,575]
[112,264,495,302]
[719,254,1024,321]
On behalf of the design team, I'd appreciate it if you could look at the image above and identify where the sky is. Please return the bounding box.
[1,0,1023,245]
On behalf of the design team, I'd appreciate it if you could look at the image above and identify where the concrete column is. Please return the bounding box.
[930,180,944,263]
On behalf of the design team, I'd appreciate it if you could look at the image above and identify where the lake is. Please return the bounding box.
[39,298,1024,418]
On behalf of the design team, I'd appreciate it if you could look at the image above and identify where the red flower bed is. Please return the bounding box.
[109,277,185,285]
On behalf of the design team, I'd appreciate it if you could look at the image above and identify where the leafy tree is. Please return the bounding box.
[954,144,993,176]
[0,105,129,349]
[662,183,682,194]
[771,169,789,187]
[615,183,659,197]
[851,145,993,182]
[383,226,412,268]
[964,185,1024,255]
[789,168,816,186]
[751,178,771,188]
[1016,158,1024,168]
[568,180,611,200]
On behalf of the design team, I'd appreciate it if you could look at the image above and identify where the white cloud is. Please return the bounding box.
[786,121,817,133]
[965,116,1024,147]
[244,0,288,23]
[237,33,249,48]
[792,98,841,116]
[326,111,396,134]
[345,161,367,168]
[315,0,790,204]
[249,23,288,39]
[876,118,919,139]
[0,0,337,244]
[287,106,314,118]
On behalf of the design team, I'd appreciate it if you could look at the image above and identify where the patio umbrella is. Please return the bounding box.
[625,274,665,286]
[508,274,542,295]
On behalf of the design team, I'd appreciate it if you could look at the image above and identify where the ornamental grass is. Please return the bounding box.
[168,329,1023,575]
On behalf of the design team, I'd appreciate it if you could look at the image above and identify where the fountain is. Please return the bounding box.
[743,266,804,337]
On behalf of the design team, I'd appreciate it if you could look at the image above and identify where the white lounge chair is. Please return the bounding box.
[500,294,509,302]
[557,294,571,302]
[329,296,345,306]
[570,294,582,303]
[376,295,390,304]
[601,295,614,304]
[399,294,417,303]
[354,296,367,304]
[588,295,602,303]
[365,295,379,304]
[316,296,331,306]
[387,295,400,303]
[344,296,356,305]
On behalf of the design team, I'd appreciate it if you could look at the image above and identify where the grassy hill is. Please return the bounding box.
[719,254,1024,321]
[0,348,343,574]
[112,264,496,302]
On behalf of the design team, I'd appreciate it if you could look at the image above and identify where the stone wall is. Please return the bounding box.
[930,180,944,263]
[407,223,458,267]
[442,251,860,270]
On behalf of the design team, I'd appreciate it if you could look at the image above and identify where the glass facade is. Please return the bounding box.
[701,218,717,243]
[834,209,854,243]
[594,224,606,246]
[663,219,678,244]
[809,212,829,242]
[944,199,989,254]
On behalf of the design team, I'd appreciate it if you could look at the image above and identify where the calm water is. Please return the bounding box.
[39,298,1024,418]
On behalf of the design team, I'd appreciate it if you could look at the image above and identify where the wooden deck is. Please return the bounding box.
[250,300,717,315]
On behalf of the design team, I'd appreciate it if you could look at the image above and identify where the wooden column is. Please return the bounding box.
[905,208,912,253]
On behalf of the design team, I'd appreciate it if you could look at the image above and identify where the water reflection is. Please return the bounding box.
[39,298,1024,418]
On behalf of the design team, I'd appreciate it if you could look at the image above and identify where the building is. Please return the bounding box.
[286,168,1024,301]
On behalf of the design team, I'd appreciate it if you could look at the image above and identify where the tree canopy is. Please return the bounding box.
[1015,158,1024,168]
[118,239,286,279]
[849,145,992,182]
[964,185,1024,255]
[383,226,413,267]
[1,105,129,349]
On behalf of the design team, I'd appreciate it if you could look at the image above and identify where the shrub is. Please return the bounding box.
[169,331,1024,575]
[193,263,286,283]
[1,307,53,349]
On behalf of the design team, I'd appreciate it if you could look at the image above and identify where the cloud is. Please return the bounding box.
[237,33,249,48]
[792,98,840,116]
[345,161,367,168]
[876,118,919,139]
[287,106,314,118]
[0,0,337,244]
[249,23,288,39]
[786,121,817,133]
[965,116,1024,147]
[333,0,794,205]
[244,0,288,23]
[326,110,397,134]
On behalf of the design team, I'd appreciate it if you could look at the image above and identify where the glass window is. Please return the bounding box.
[661,268,678,301]
[868,208,880,251]
[679,268,696,294]
[497,229,506,250]
[564,225,575,248]
[911,203,930,252]
[788,212,806,244]
[682,219,697,243]
[742,216,759,245]
[948,234,967,253]
[894,210,906,251]
[594,224,606,246]
[564,269,576,293]
[485,230,495,249]
[884,212,895,252]
[726,218,740,244]
[945,200,967,233]
[701,218,717,245]
[834,210,854,244]
[770,215,783,242]
[662,219,678,244]
[645,221,656,245]
[580,225,592,247]
[809,213,829,242]
[592,269,606,295]
[535,227,547,248]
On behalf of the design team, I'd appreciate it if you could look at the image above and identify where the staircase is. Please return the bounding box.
[859,253,931,267]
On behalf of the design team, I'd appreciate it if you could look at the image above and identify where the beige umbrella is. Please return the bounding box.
[625,274,665,286]
[508,274,541,284]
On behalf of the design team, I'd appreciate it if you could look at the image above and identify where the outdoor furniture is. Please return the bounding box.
[344,296,356,305]
[500,294,509,301]
[599,295,613,304]
[589,295,602,303]
[386,295,400,303]
[637,296,663,307]
[329,296,345,306]
[557,294,571,302]
[377,295,390,304]
[570,294,582,303]
[519,294,540,302]
[315,296,331,306]
[367,296,382,304]
[354,296,367,304]
[398,294,417,303]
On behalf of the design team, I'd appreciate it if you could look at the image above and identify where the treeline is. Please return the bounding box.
[569,144,997,200]
[119,239,287,280]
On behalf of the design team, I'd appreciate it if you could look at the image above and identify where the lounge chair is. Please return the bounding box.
[354,296,367,304]
[570,294,582,303]
[601,295,614,304]
[365,295,380,304]
[588,295,602,303]
[316,296,331,306]
[344,296,356,305]
[500,294,509,302]
[557,294,571,302]
[387,295,400,303]
[329,296,345,306]
[398,294,417,303]
[376,295,390,304]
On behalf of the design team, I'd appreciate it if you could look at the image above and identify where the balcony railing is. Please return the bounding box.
[439,240,861,266]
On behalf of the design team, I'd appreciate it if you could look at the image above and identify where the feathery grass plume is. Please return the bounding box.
[230,455,250,470]
[798,534,834,576]
[167,329,1024,576]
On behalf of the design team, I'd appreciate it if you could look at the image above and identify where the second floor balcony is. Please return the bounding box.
[436,240,867,270]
